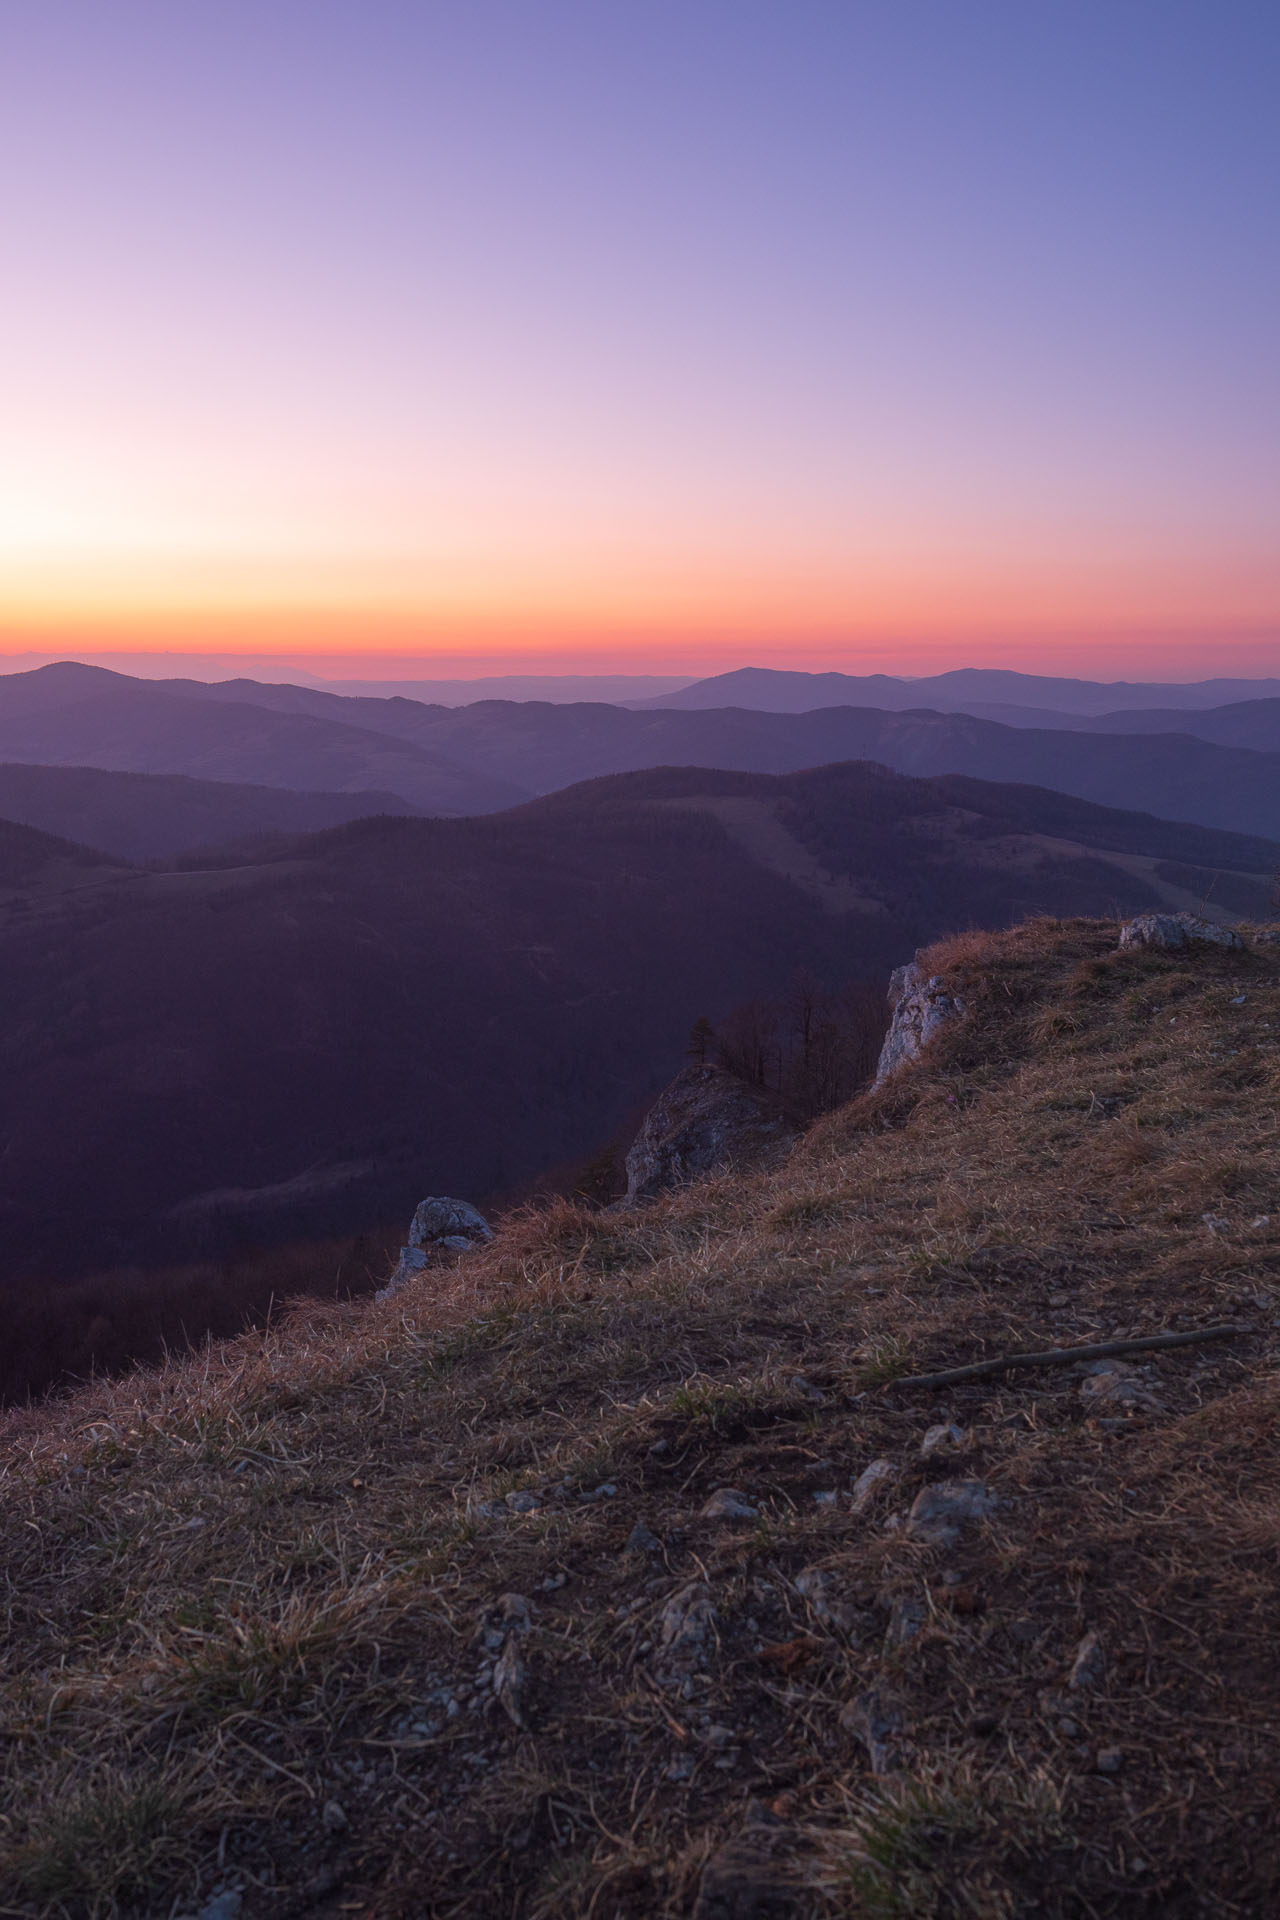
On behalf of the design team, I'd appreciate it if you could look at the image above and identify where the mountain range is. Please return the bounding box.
[0,757,1273,1283]
[4,662,1280,854]
[634,663,1280,714]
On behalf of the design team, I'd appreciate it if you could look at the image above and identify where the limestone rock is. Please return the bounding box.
[376,1195,493,1301]
[874,962,968,1086]
[1118,912,1243,952]
[623,1064,802,1204]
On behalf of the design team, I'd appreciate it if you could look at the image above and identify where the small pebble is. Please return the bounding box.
[1096,1747,1124,1774]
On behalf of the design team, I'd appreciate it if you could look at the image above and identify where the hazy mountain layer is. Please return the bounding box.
[637,664,1280,713]
[0,759,1272,1281]
[0,763,423,861]
[8,663,1280,845]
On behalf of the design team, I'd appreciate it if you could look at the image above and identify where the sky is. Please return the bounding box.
[1,0,1277,681]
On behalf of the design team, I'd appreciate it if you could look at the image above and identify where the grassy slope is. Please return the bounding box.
[2,917,1279,1919]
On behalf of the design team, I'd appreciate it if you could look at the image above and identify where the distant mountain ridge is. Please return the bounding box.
[0,763,423,861]
[634,664,1280,713]
[5,662,1280,851]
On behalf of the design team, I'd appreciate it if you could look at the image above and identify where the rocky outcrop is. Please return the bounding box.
[623,1064,802,1204]
[1118,911,1243,951]
[873,962,968,1086]
[376,1195,493,1302]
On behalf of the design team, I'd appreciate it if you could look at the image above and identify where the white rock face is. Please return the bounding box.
[376,1195,493,1302]
[873,962,968,1086]
[1118,912,1242,952]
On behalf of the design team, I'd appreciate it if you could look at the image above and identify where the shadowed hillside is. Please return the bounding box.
[0,761,1275,1284]
[2,916,1277,1915]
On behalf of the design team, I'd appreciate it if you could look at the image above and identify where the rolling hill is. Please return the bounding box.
[0,759,1274,1282]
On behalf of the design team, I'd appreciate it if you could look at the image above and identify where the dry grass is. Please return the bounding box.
[2,915,1279,1917]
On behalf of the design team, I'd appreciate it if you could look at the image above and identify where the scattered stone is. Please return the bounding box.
[579,1482,618,1503]
[493,1635,527,1729]
[497,1592,532,1630]
[1079,1363,1162,1414]
[655,1582,718,1681]
[1096,1747,1124,1774]
[840,1688,904,1775]
[377,1196,493,1301]
[790,1374,826,1403]
[970,1711,999,1736]
[321,1800,347,1834]
[849,1459,898,1514]
[874,963,969,1085]
[193,1894,242,1920]
[1117,912,1243,952]
[700,1488,759,1522]
[623,1064,803,1204]
[920,1421,968,1456]
[626,1522,663,1554]
[906,1481,999,1545]
[504,1490,542,1514]
[813,1490,839,1507]
[794,1568,861,1638]
[883,1594,925,1649]
[1058,1717,1080,1739]
[1069,1630,1106,1690]
[702,1723,737,1748]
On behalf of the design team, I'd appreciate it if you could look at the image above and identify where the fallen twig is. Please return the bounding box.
[889,1324,1252,1391]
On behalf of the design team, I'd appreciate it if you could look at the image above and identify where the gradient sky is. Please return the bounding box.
[2,0,1278,677]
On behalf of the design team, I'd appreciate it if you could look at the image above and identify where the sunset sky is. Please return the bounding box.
[2,1,1277,680]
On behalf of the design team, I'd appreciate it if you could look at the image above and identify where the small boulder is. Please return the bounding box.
[920,1422,968,1457]
[623,1065,802,1204]
[377,1195,493,1301]
[906,1481,999,1546]
[1118,912,1242,952]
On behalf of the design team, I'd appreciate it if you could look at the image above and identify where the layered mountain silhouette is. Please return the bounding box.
[4,662,1280,847]
[0,758,1273,1282]
[0,763,423,861]
[635,664,1280,714]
